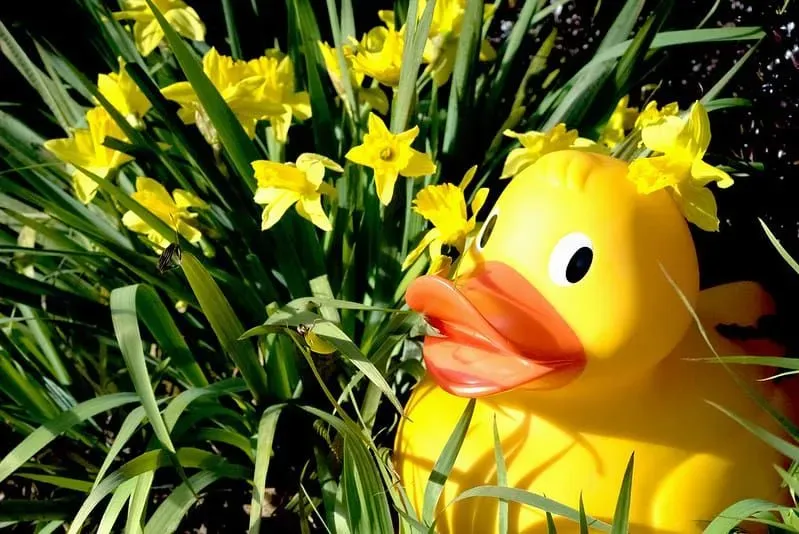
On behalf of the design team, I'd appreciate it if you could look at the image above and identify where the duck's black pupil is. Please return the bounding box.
[566,247,593,283]
[479,214,497,249]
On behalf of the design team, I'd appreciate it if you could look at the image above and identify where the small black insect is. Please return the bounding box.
[157,242,182,274]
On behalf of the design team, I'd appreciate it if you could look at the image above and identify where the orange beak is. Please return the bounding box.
[405,261,586,397]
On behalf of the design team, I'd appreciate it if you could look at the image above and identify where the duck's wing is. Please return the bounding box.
[697,281,784,357]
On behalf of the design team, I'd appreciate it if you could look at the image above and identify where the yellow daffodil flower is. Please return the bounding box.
[43,107,134,204]
[598,96,638,149]
[97,57,151,128]
[634,100,679,129]
[122,176,208,249]
[627,101,733,231]
[345,113,437,205]
[162,48,310,143]
[252,153,342,232]
[379,0,497,85]
[501,123,603,179]
[317,41,389,115]
[244,49,312,142]
[112,0,206,57]
[403,165,489,276]
[350,25,405,87]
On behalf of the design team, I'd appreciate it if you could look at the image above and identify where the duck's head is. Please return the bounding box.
[406,150,700,397]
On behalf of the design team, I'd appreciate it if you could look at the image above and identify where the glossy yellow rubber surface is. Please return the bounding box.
[394,150,794,533]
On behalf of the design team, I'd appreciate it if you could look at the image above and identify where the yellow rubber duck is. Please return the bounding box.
[394,149,794,533]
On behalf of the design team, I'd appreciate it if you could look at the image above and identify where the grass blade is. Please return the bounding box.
[0,393,139,484]
[579,494,589,534]
[143,471,222,534]
[492,416,508,534]
[93,407,148,489]
[706,401,799,462]
[392,0,437,132]
[110,286,178,453]
[97,479,137,534]
[311,320,404,414]
[703,498,787,534]
[249,405,283,533]
[422,398,475,524]
[610,453,634,534]
[221,0,242,59]
[180,252,269,402]
[448,486,611,531]
[760,218,799,276]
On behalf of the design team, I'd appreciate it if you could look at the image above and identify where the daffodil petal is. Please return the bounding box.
[470,187,489,218]
[671,180,719,232]
[165,7,206,42]
[688,102,711,157]
[500,147,536,179]
[72,170,101,204]
[374,168,400,205]
[344,143,374,167]
[401,149,436,177]
[458,165,478,191]
[43,138,93,168]
[641,116,684,154]
[296,153,344,173]
[402,228,440,270]
[121,210,149,234]
[359,87,389,115]
[287,92,312,121]
[260,191,300,230]
[297,195,333,231]
[478,39,497,62]
[176,220,203,244]
[133,19,164,57]
[691,159,733,188]
[367,112,391,137]
[135,177,173,206]
[173,189,209,210]
[161,82,197,106]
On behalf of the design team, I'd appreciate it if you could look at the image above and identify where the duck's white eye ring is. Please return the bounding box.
[475,208,499,252]
[549,232,593,286]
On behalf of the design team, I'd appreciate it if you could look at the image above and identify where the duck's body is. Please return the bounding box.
[394,147,794,533]
[395,282,791,533]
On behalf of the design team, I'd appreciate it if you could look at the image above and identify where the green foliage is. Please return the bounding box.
[0,0,770,531]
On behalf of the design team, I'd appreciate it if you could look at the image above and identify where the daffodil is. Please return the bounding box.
[96,57,151,128]
[252,153,342,232]
[627,101,733,231]
[350,25,405,87]
[317,41,389,114]
[244,49,312,142]
[598,96,638,149]
[112,0,205,57]
[379,0,497,85]
[43,107,134,204]
[345,113,437,205]
[403,166,489,276]
[162,48,310,143]
[501,123,603,179]
[122,177,208,249]
[634,100,679,129]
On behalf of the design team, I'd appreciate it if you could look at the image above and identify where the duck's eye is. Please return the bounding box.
[476,209,499,251]
[549,232,593,286]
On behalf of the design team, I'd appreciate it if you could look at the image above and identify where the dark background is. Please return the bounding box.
[1,0,797,346]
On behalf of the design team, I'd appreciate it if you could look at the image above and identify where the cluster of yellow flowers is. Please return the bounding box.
[41,0,732,267]
[317,0,497,90]
[162,48,311,143]
[43,59,147,204]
